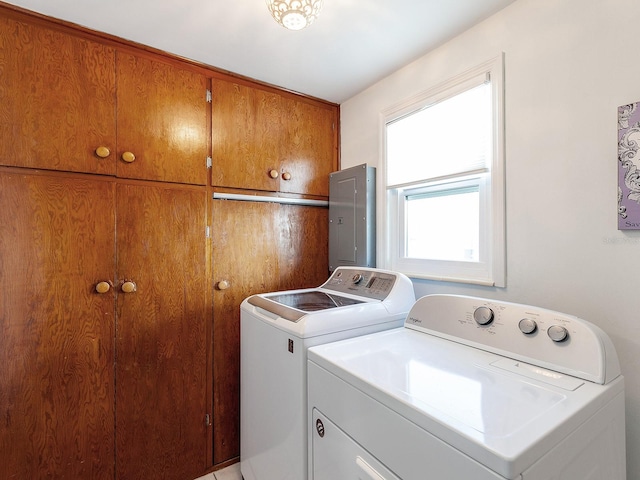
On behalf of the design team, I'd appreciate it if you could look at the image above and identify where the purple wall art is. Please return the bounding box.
[618,103,640,229]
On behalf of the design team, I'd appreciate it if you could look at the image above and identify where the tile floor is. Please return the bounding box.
[195,463,242,480]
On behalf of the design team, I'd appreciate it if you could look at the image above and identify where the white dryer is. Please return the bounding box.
[240,267,416,480]
[308,294,625,480]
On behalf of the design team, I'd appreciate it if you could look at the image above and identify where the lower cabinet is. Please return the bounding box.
[114,181,209,479]
[0,170,210,480]
[211,198,329,465]
[0,171,116,480]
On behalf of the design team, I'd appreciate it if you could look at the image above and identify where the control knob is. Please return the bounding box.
[473,306,494,326]
[547,325,569,342]
[352,273,364,284]
[518,318,537,334]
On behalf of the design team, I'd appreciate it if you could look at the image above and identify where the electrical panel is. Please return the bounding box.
[328,164,376,271]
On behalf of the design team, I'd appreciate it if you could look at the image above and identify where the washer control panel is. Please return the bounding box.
[322,267,401,300]
[405,294,621,384]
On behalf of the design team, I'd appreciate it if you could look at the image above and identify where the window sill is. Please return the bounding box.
[404,272,499,287]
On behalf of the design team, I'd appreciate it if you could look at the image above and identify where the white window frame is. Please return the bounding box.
[380,54,505,287]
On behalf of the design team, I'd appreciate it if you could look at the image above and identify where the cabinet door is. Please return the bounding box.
[116,52,209,185]
[278,204,330,290]
[211,78,282,191]
[211,199,280,464]
[0,16,116,175]
[211,78,338,196]
[211,199,329,465]
[115,182,208,479]
[279,99,338,197]
[0,171,116,479]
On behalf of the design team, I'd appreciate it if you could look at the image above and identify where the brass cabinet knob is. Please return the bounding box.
[217,280,230,290]
[282,172,292,181]
[95,281,112,294]
[121,281,137,293]
[95,146,111,158]
[269,169,279,179]
[121,151,136,163]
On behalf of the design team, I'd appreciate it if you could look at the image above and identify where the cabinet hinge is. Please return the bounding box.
[206,226,211,238]
[206,156,212,168]
[205,413,211,426]
[206,90,212,103]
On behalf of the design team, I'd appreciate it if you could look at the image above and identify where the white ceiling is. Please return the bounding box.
[4,0,516,103]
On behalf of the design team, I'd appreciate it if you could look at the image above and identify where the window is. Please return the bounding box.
[382,55,505,286]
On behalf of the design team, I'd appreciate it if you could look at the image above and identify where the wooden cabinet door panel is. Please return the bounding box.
[211,199,280,464]
[115,182,208,479]
[211,200,329,465]
[211,78,337,196]
[280,100,337,197]
[0,171,116,480]
[278,204,329,291]
[211,79,281,191]
[0,17,117,175]
[116,52,208,185]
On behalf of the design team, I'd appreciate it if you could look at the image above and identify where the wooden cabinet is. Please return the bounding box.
[278,203,331,290]
[0,15,209,185]
[211,199,329,464]
[114,181,209,480]
[0,171,210,480]
[0,15,117,176]
[209,77,336,467]
[277,97,338,197]
[211,77,338,196]
[0,171,116,480]
[1,4,336,476]
[115,52,209,185]
[211,80,281,193]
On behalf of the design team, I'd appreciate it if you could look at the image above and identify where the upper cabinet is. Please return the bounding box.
[211,77,338,196]
[0,15,208,185]
[277,95,338,197]
[115,52,208,185]
[0,15,117,175]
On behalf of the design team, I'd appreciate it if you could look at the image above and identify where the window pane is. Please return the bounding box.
[387,82,491,186]
[405,187,479,262]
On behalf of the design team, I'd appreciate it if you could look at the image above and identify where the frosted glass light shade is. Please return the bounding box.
[266,0,324,30]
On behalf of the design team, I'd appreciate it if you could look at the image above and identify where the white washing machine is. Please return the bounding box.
[308,294,626,480]
[240,267,416,480]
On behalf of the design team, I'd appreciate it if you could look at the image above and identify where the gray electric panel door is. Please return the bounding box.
[328,164,376,271]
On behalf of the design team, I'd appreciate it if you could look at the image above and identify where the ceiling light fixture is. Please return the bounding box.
[265,0,324,31]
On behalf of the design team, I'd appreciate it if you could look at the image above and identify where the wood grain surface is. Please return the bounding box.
[115,181,208,479]
[278,204,329,290]
[211,199,329,464]
[0,16,117,175]
[279,98,338,197]
[211,78,282,192]
[211,78,338,196]
[211,199,279,464]
[0,171,116,479]
[1,6,336,477]
[116,52,209,186]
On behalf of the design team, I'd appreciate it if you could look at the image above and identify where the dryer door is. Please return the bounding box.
[312,409,400,480]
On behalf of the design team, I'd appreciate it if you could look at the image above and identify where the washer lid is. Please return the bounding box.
[308,328,623,477]
[248,291,364,322]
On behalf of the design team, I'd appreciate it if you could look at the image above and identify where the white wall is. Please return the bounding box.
[340,0,640,477]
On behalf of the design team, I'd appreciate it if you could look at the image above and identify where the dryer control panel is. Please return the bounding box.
[404,294,621,385]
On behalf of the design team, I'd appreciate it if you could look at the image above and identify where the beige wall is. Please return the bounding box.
[341,0,640,476]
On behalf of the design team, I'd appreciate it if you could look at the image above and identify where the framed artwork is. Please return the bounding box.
[618,103,640,229]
